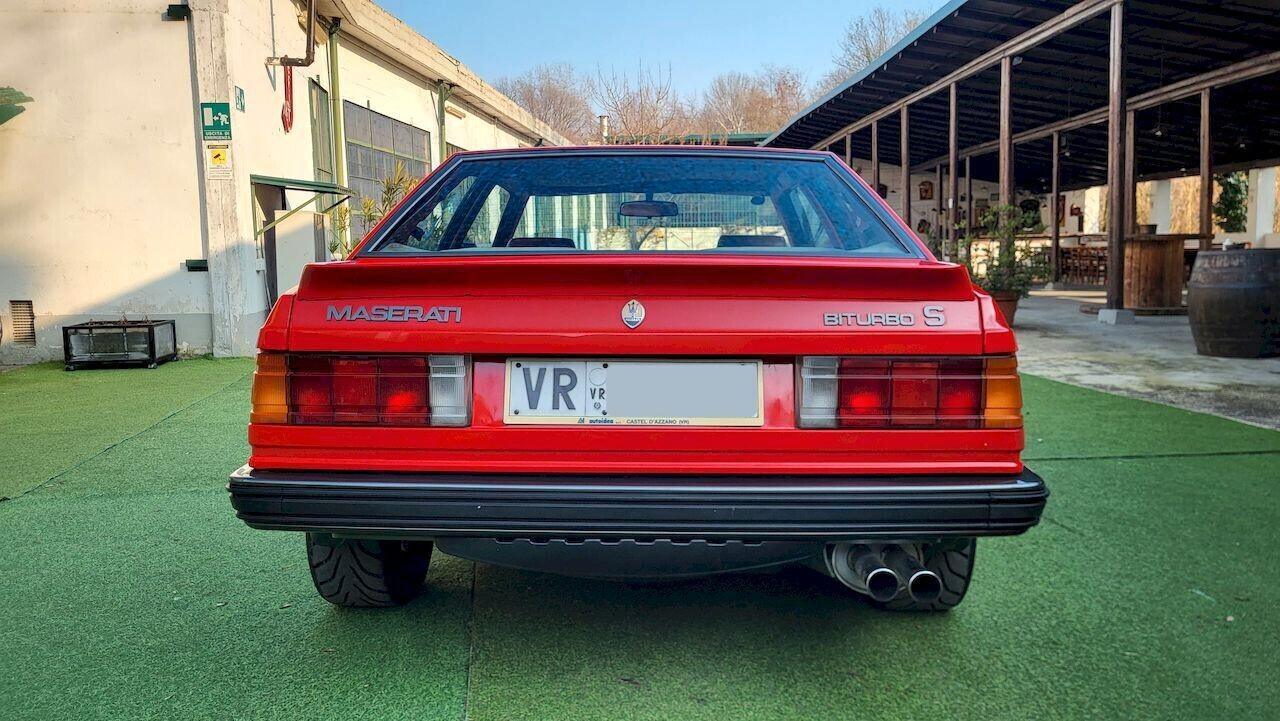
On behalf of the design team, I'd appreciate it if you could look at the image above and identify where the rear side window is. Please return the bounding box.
[367,154,917,257]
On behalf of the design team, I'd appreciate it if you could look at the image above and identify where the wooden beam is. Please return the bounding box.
[806,0,1121,150]
[948,82,960,258]
[910,48,1280,173]
[844,132,852,166]
[1051,130,1061,283]
[870,120,880,195]
[900,106,911,223]
[1105,1,1127,310]
[999,55,1014,209]
[1199,88,1213,250]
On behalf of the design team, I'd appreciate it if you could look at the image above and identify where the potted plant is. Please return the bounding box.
[959,204,1048,325]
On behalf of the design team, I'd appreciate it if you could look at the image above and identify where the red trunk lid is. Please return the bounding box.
[284,255,985,356]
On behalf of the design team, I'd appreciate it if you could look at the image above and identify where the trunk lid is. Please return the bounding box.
[286,255,984,356]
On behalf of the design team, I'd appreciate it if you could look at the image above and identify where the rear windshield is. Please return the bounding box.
[363,153,918,257]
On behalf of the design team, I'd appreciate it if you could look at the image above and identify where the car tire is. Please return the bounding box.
[877,538,976,612]
[305,534,433,608]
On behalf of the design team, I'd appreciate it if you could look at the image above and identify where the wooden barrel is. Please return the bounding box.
[1187,249,1280,358]
[1123,236,1184,310]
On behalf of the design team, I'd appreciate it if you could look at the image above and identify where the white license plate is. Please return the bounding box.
[504,359,763,426]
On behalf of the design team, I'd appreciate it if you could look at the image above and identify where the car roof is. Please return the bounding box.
[446,144,834,162]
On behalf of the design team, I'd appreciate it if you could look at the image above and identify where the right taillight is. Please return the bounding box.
[250,352,471,427]
[797,356,1022,429]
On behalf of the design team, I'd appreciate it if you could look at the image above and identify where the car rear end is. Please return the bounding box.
[229,147,1046,611]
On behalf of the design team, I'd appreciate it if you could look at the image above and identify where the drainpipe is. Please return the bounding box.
[437,80,453,164]
[327,19,346,188]
[326,18,348,252]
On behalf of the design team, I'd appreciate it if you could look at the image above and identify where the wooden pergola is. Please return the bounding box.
[763,0,1280,311]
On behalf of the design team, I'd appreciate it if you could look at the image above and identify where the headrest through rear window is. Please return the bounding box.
[717,234,787,248]
[502,237,577,248]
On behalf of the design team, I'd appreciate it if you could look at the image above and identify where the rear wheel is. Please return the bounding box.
[877,538,976,612]
[306,534,433,607]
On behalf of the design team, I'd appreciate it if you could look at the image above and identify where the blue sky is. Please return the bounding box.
[379,0,942,98]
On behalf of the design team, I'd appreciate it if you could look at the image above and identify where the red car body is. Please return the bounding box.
[230,146,1046,610]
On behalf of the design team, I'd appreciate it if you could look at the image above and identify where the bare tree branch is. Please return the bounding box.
[494,63,596,144]
[819,8,929,91]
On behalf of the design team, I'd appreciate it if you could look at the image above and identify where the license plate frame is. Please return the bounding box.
[503,358,764,427]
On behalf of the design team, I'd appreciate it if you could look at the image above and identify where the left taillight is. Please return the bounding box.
[250,353,470,427]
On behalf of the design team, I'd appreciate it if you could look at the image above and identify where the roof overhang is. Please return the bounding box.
[315,0,569,147]
[765,0,1280,191]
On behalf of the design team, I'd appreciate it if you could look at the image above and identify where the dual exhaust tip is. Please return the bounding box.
[826,543,942,603]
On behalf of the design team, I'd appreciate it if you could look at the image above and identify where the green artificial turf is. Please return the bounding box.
[0,361,1276,720]
[0,359,253,499]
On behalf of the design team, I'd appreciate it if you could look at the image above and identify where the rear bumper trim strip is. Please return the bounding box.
[228,466,1048,541]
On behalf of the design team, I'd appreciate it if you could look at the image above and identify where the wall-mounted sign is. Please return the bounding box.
[919,180,934,201]
[200,102,231,140]
[205,143,231,180]
[234,87,245,112]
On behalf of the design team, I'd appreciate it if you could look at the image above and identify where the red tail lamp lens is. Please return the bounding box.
[837,359,890,428]
[377,357,429,425]
[267,354,468,427]
[889,361,939,426]
[799,356,1019,429]
[937,359,983,428]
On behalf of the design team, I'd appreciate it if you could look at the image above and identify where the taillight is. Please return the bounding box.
[250,353,470,427]
[797,356,1021,429]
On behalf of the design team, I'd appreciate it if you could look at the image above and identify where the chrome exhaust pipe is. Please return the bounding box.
[825,543,901,602]
[883,545,942,603]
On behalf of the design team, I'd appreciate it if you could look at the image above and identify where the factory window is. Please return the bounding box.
[343,101,431,238]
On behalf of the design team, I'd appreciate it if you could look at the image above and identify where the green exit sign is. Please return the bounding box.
[200,102,232,140]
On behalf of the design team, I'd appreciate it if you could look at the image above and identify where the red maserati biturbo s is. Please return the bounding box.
[229,146,1046,611]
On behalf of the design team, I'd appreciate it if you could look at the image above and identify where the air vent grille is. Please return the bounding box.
[9,300,35,346]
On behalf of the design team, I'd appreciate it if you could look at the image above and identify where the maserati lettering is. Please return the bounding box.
[326,304,461,323]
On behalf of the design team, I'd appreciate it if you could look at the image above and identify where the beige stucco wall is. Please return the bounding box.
[1,0,559,363]
[0,0,212,362]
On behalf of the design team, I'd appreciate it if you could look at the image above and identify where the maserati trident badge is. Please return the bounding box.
[621,299,646,329]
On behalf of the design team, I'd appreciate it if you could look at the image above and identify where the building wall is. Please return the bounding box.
[444,99,529,153]
[338,36,441,161]
[0,0,212,363]
[1,0,559,363]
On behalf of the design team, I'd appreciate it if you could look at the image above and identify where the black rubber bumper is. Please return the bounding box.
[228,466,1047,541]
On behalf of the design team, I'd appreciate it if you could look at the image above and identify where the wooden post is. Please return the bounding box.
[1105,1,1127,310]
[1125,109,1136,238]
[999,55,1014,210]
[948,82,960,258]
[844,132,852,167]
[1199,88,1213,250]
[900,106,911,223]
[965,155,973,235]
[1051,130,1061,283]
[870,120,880,196]
[935,164,944,253]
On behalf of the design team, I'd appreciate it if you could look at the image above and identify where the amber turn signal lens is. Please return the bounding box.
[983,356,1023,429]
[250,352,288,424]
